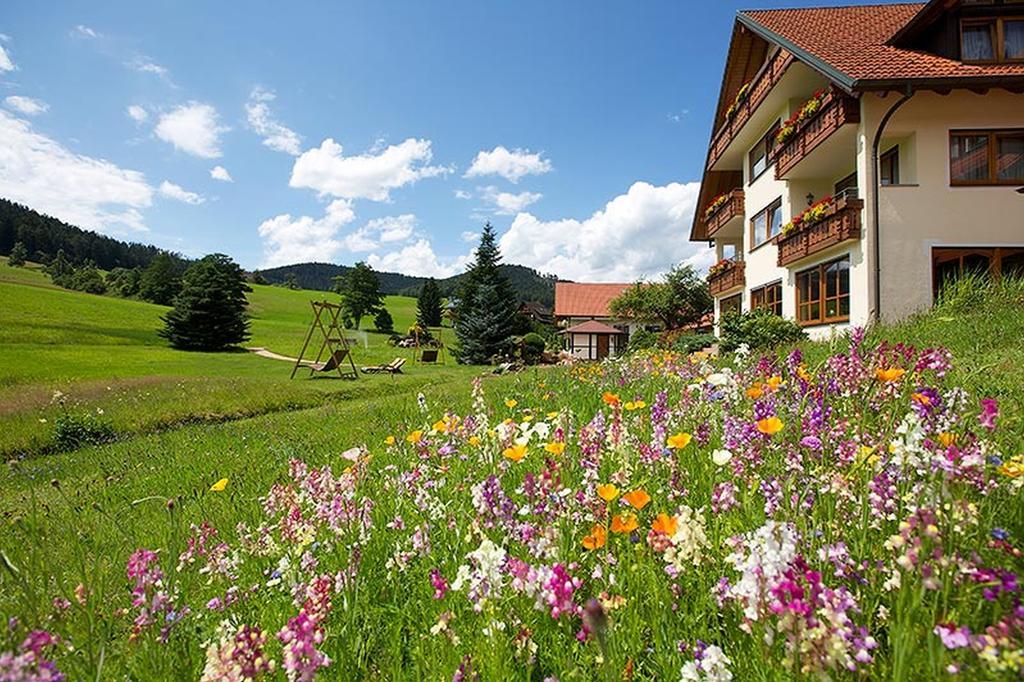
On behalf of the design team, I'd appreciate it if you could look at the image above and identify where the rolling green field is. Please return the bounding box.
[0,258,468,457]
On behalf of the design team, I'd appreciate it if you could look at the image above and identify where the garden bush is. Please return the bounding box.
[51,411,116,451]
[670,332,715,355]
[626,327,658,354]
[519,332,547,365]
[720,308,805,352]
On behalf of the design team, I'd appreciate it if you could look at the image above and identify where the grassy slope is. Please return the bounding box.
[0,259,467,456]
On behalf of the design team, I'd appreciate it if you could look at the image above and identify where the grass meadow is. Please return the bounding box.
[1,262,1023,680]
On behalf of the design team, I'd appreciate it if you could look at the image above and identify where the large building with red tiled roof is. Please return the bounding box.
[694,0,1024,337]
[554,282,650,360]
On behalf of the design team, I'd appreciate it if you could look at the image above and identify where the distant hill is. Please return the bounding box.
[260,262,557,307]
[0,198,184,270]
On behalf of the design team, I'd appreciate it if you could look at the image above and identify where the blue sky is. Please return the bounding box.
[0,1,901,280]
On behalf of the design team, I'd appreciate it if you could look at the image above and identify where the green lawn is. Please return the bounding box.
[0,259,467,457]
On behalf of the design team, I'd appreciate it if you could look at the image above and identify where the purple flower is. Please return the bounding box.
[979,398,999,430]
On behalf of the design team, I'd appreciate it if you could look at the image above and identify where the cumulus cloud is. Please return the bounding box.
[482,186,542,215]
[464,145,552,183]
[4,96,48,116]
[245,87,302,156]
[366,239,470,278]
[210,165,232,182]
[257,199,356,267]
[155,102,228,158]
[158,180,204,205]
[498,180,714,282]
[127,57,169,78]
[71,25,99,39]
[341,214,417,252]
[461,231,480,243]
[453,189,472,200]
[126,104,148,124]
[290,137,449,201]
[0,110,152,234]
[0,44,14,72]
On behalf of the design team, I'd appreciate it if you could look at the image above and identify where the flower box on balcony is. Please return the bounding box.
[775,196,863,267]
[703,189,744,239]
[708,259,746,297]
[772,87,860,179]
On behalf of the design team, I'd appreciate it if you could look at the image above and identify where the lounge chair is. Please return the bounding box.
[362,357,406,374]
[311,349,350,372]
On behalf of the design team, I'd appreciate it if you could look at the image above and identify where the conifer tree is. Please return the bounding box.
[7,241,27,267]
[456,224,518,364]
[159,254,251,351]
[417,278,443,328]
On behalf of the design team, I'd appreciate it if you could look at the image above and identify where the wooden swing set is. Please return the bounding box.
[290,301,359,379]
[412,326,446,365]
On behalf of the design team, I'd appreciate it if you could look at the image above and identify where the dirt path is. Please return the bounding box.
[247,347,307,364]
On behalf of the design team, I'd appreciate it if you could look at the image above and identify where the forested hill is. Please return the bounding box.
[260,262,558,306]
[0,198,184,270]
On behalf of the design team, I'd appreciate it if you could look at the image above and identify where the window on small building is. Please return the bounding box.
[950,130,1024,185]
[962,18,1024,62]
[750,281,783,316]
[751,197,783,248]
[796,256,850,326]
[720,293,742,317]
[933,247,1024,298]
[748,122,780,182]
[880,147,900,185]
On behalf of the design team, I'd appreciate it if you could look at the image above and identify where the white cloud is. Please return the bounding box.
[290,137,449,201]
[155,102,228,158]
[461,230,480,243]
[464,145,552,183]
[4,96,48,116]
[245,87,302,156]
[482,185,542,215]
[366,239,469,278]
[158,180,204,205]
[71,25,99,39]
[454,189,472,200]
[0,110,152,234]
[498,180,714,282]
[210,165,233,182]
[127,58,168,77]
[126,104,148,124]
[341,214,417,252]
[0,44,14,72]
[257,199,356,267]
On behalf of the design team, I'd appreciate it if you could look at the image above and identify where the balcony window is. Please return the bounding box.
[796,256,850,326]
[750,281,783,316]
[751,198,783,248]
[962,18,1024,62]
[748,122,780,182]
[880,147,900,185]
[720,293,742,317]
[950,130,1024,185]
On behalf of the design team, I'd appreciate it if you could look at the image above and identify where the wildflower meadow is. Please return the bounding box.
[3,330,1023,680]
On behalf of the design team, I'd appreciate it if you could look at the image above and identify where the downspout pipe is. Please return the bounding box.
[870,86,915,323]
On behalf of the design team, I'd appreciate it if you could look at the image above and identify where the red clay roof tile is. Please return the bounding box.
[554,282,631,318]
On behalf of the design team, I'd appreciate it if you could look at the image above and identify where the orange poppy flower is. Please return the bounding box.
[503,444,528,462]
[622,489,651,510]
[911,392,931,406]
[602,392,621,407]
[611,513,639,534]
[938,432,957,448]
[756,416,784,436]
[875,368,906,383]
[746,385,764,400]
[651,513,678,537]
[582,524,607,550]
[406,430,424,444]
[667,432,692,450]
[597,483,620,502]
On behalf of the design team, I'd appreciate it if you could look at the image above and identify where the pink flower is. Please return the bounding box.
[979,398,999,431]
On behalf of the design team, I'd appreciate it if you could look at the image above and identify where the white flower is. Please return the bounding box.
[712,449,732,467]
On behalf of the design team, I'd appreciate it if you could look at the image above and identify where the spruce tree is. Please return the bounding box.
[333,262,384,329]
[374,307,394,333]
[45,249,74,287]
[7,241,27,267]
[139,252,183,305]
[417,278,443,328]
[456,224,518,364]
[158,254,251,351]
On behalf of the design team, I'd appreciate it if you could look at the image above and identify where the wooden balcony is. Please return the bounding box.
[708,260,746,297]
[704,189,744,239]
[707,49,795,171]
[773,88,860,179]
[776,197,863,267]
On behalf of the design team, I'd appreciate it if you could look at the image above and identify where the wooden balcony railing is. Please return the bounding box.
[775,197,863,267]
[705,189,744,239]
[708,260,746,297]
[707,49,795,171]
[773,88,860,179]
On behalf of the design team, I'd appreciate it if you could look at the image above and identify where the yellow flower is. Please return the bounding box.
[468,435,481,446]
[999,457,1024,479]
[797,365,812,383]
[544,442,566,456]
[624,400,647,411]
[597,483,620,502]
[756,416,784,436]
[875,368,906,383]
[546,411,560,419]
[406,430,424,444]
[432,419,449,433]
[503,444,528,462]
[209,478,228,492]
[505,399,518,409]
[765,375,784,391]
[667,432,692,450]
[938,432,957,448]
[522,414,534,422]
[384,435,396,446]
